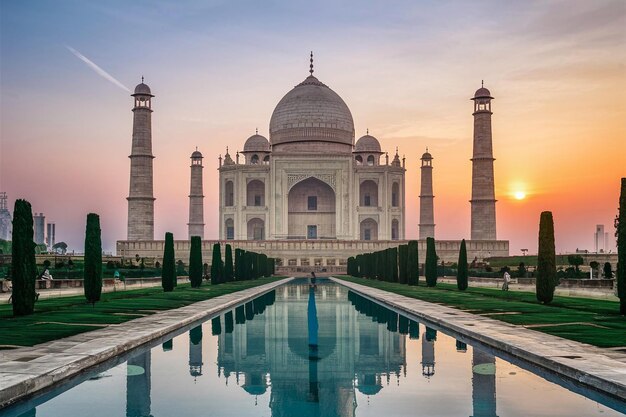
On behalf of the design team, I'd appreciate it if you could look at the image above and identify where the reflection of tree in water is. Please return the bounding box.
[215,284,408,416]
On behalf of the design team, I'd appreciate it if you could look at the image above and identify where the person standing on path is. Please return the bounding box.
[503,270,511,291]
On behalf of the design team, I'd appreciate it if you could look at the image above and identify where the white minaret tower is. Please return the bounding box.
[188,148,205,239]
[470,82,497,240]
[419,148,435,239]
[127,78,155,241]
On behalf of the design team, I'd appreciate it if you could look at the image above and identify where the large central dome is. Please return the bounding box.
[269,74,354,153]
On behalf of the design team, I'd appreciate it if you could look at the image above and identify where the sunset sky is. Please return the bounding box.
[1,0,624,254]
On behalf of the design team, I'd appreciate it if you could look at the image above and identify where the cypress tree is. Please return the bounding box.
[11,199,37,316]
[616,178,625,314]
[536,211,557,304]
[390,247,399,283]
[407,240,419,286]
[254,253,261,278]
[189,236,203,288]
[425,237,437,287]
[398,245,408,284]
[211,243,222,284]
[457,239,468,291]
[161,232,176,292]
[84,213,103,304]
[234,249,242,280]
[224,244,234,282]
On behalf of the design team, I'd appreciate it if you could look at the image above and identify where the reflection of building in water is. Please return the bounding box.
[421,329,436,378]
[126,351,153,417]
[189,326,203,379]
[216,283,406,417]
[471,350,498,417]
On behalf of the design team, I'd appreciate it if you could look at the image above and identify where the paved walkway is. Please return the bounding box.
[0,279,190,303]
[0,277,293,408]
[438,277,618,300]
[331,277,626,402]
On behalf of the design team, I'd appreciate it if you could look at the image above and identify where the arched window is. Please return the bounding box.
[367,155,375,166]
[360,218,378,240]
[225,218,234,240]
[391,182,399,207]
[247,218,265,240]
[355,155,363,165]
[247,180,265,206]
[250,154,259,164]
[225,181,234,206]
[391,219,399,240]
[263,155,270,164]
[359,180,378,207]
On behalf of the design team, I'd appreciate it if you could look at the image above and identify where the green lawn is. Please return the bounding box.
[334,276,626,348]
[0,277,283,348]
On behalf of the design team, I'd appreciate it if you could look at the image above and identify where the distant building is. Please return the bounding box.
[0,192,11,241]
[46,222,56,248]
[594,225,609,253]
[33,213,45,245]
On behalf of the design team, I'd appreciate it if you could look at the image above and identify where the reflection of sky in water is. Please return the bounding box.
[5,280,624,417]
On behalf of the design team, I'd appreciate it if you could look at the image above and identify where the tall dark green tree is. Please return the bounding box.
[224,244,234,282]
[234,249,242,280]
[11,199,37,316]
[390,247,399,283]
[84,213,103,304]
[536,211,557,304]
[425,237,437,287]
[407,240,419,286]
[189,236,203,288]
[617,178,626,314]
[398,245,408,284]
[456,239,468,291]
[211,243,222,284]
[161,232,176,292]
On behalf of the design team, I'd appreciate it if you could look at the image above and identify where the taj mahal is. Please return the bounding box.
[117,54,509,270]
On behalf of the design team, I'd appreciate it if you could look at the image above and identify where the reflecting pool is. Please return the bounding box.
[2,279,625,417]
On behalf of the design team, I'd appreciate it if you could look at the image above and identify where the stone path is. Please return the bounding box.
[0,279,190,302]
[0,277,293,408]
[331,277,626,402]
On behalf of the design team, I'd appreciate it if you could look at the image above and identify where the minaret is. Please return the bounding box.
[188,148,205,239]
[470,82,497,240]
[127,78,155,241]
[419,148,435,239]
[471,349,498,417]
[126,351,151,417]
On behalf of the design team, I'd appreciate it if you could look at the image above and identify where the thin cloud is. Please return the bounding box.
[65,45,130,92]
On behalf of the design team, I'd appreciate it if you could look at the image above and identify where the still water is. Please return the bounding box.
[3,279,625,417]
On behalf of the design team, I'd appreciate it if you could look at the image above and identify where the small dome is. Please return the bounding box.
[355,135,381,153]
[191,150,203,158]
[243,134,270,152]
[133,82,153,96]
[421,151,432,160]
[473,87,492,99]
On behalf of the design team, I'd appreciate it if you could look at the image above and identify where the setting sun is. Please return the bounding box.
[514,191,526,200]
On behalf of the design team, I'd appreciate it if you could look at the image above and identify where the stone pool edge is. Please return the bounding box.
[331,277,626,402]
[0,277,294,408]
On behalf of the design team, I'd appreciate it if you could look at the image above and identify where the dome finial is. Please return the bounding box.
[481,79,484,87]
[366,128,369,135]
[255,127,258,135]
[309,51,314,76]
[141,75,144,83]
